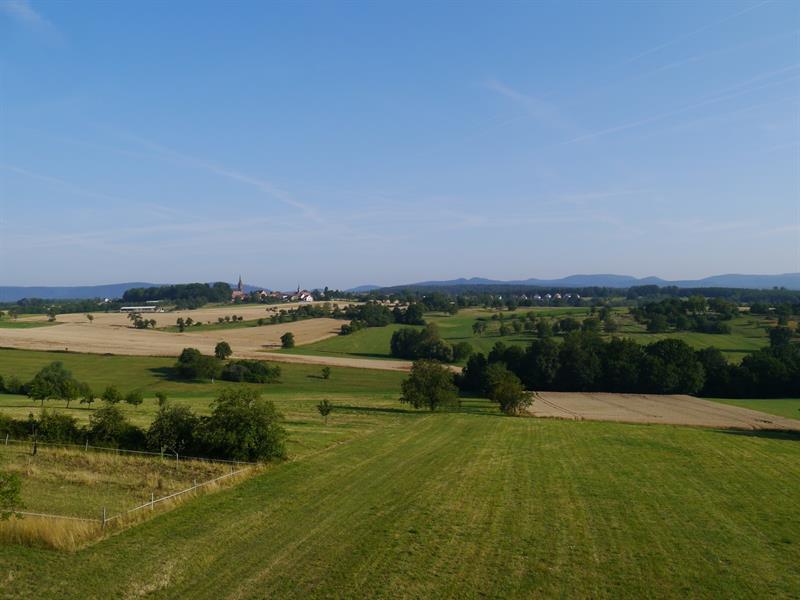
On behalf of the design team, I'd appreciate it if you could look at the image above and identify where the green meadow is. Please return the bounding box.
[278,308,773,363]
[1,400,798,599]
[0,348,798,598]
[0,320,57,329]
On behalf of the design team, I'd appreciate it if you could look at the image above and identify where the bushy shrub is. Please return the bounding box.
[220,360,281,384]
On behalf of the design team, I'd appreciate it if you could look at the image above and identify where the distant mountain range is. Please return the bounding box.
[354,273,800,292]
[1,273,798,302]
[0,282,161,303]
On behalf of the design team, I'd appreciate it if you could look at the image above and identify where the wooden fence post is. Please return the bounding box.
[102,507,106,528]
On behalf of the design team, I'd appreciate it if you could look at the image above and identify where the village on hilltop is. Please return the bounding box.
[230,276,315,303]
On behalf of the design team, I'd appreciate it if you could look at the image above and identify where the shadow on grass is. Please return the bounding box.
[335,401,504,418]
[336,404,421,415]
[714,429,800,441]
[148,366,185,382]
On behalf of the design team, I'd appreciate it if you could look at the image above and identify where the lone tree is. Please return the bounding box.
[86,314,94,323]
[78,382,96,409]
[316,399,333,425]
[281,332,295,349]
[155,391,168,408]
[124,390,144,406]
[176,318,185,332]
[27,362,80,408]
[215,341,233,360]
[101,385,123,404]
[400,360,458,411]
[47,307,57,322]
[321,366,331,380]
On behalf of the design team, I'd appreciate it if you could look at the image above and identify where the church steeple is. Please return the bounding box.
[238,275,243,292]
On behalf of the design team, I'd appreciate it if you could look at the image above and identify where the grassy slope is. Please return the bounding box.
[279,309,772,363]
[711,398,800,420]
[1,413,798,599]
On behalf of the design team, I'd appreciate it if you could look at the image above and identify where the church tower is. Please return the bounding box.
[237,275,244,292]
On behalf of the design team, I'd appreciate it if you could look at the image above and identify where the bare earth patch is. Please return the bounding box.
[528,391,800,431]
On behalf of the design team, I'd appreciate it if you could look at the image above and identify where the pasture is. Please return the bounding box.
[280,307,775,363]
[1,404,798,598]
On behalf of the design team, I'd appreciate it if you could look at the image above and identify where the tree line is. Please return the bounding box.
[0,388,287,462]
[122,282,232,308]
[457,330,799,399]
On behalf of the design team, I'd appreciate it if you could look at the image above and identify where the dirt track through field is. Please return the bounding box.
[528,391,800,431]
[1,304,414,372]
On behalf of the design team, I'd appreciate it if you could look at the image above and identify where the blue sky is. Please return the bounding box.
[0,0,798,289]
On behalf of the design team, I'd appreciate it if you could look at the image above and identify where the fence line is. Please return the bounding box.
[10,510,101,523]
[6,467,253,528]
[115,467,251,521]
[1,436,256,466]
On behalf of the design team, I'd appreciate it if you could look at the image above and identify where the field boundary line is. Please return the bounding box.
[110,467,252,521]
[1,436,256,466]
[10,510,101,523]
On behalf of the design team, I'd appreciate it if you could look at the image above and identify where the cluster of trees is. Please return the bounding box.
[749,302,800,327]
[390,323,472,363]
[0,362,155,410]
[122,283,232,309]
[339,302,426,335]
[0,388,287,462]
[0,298,124,317]
[174,347,283,383]
[627,285,800,305]
[630,297,738,334]
[457,329,799,398]
[128,312,157,329]
[399,359,530,415]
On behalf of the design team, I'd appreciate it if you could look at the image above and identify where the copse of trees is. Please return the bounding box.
[175,348,221,380]
[630,297,737,334]
[220,360,281,383]
[457,331,799,399]
[122,282,232,308]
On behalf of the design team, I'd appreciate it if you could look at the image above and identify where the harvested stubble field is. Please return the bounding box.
[529,391,800,431]
[0,303,415,371]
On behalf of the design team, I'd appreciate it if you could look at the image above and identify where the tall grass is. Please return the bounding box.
[0,516,100,551]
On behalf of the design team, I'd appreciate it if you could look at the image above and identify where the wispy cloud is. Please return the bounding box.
[561,64,800,145]
[621,0,772,65]
[117,134,322,222]
[0,0,58,37]
[484,79,580,135]
[0,164,130,205]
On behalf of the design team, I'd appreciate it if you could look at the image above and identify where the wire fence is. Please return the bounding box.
[1,434,256,466]
[2,435,256,528]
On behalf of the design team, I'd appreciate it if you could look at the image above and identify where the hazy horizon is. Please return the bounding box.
[1,1,798,290]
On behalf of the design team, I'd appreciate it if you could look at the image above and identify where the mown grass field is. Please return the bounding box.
[1,407,798,599]
[0,348,406,459]
[279,308,774,363]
